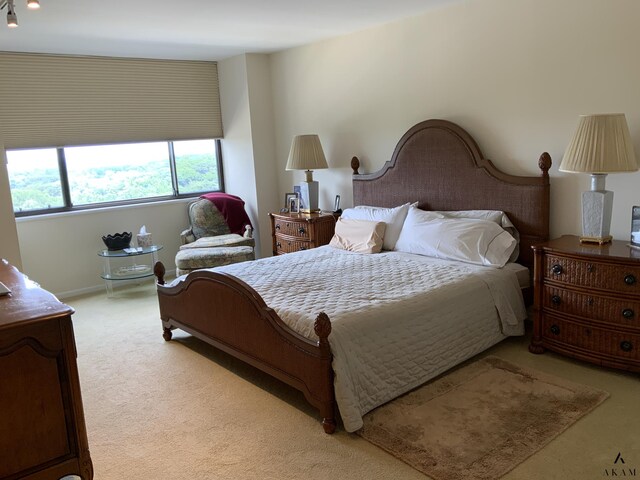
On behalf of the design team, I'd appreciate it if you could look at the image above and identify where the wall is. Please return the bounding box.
[245,54,281,256]
[0,52,277,298]
[15,199,191,297]
[5,0,640,296]
[218,55,262,254]
[269,0,640,241]
[0,145,22,269]
[218,53,280,258]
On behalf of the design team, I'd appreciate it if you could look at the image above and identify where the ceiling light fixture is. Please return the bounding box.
[1,0,41,28]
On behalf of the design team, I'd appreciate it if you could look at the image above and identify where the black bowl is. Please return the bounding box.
[102,232,132,251]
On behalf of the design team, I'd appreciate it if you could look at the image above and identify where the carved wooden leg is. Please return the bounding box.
[314,313,336,434]
[81,454,94,479]
[154,262,166,285]
[319,401,336,434]
[162,327,173,342]
[528,341,545,354]
[322,417,336,434]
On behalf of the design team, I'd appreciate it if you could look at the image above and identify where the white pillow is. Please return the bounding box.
[355,201,419,210]
[394,207,517,267]
[329,218,386,254]
[341,203,411,250]
[433,210,520,262]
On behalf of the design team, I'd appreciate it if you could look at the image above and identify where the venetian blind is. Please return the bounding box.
[0,52,223,149]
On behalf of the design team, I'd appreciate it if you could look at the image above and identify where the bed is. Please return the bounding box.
[154,119,552,433]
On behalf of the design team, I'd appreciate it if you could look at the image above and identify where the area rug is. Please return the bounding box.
[357,356,609,480]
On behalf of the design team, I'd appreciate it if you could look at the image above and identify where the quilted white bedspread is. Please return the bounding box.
[172,246,527,432]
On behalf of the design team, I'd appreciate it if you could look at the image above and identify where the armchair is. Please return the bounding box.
[175,195,256,276]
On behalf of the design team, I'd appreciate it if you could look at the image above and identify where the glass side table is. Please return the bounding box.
[98,245,163,296]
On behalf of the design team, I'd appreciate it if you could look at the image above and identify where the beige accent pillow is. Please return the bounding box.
[329,218,386,254]
[341,203,411,250]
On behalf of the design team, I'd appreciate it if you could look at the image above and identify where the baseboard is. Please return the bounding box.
[56,284,106,300]
[56,268,177,300]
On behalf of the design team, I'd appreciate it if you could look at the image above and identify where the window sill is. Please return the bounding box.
[15,197,197,223]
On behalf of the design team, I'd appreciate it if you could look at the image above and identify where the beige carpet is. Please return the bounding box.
[358,356,609,480]
[66,283,640,480]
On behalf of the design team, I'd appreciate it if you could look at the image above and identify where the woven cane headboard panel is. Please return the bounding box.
[352,119,551,268]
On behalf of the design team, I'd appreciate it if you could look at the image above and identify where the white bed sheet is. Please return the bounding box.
[171,246,527,432]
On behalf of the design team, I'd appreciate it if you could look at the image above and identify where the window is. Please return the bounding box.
[5,148,65,212]
[6,139,223,216]
[173,139,222,194]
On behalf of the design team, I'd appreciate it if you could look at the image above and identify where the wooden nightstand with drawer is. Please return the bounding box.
[269,212,336,255]
[529,235,640,372]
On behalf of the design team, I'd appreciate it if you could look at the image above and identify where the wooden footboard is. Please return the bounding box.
[153,262,336,433]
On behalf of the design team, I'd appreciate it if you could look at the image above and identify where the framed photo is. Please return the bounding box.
[293,185,306,210]
[334,195,341,212]
[284,192,297,212]
[289,196,300,214]
[631,206,640,246]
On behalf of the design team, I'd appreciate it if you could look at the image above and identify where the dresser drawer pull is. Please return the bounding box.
[298,227,306,235]
[275,224,281,230]
[620,341,634,352]
[587,297,594,306]
[586,263,594,273]
[299,246,307,251]
[624,274,637,286]
[622,308,635,319]
[552,264,563,275]
[550,324,560,335]
[551,295,562,305]
[276,242,281,248]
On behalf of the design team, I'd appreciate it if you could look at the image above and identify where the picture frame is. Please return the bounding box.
[289,196,300,214]
[334,194,341,212]
[284,192,297,212]
[293,185,306,210]
[631,206,640,246]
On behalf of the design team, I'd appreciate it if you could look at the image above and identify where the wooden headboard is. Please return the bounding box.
[352,119,551,268]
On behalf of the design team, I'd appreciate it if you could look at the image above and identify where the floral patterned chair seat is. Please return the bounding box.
[176,196,255,275]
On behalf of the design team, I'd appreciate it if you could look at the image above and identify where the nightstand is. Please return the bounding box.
[529,235,640,372]
[269,212,336,255]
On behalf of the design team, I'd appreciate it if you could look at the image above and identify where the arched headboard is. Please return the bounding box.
[352,119,551,268]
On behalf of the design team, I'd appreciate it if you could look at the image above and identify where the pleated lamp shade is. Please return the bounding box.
[286,135,328,171]
[286,134,328,213]
[559,114,638,173]
[559,113,638,244]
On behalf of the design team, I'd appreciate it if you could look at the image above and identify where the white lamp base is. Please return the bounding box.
[298,181,320,213]
[580,174,613,244]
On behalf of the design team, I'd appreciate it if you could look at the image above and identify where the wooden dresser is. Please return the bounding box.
[269,212,336,255]
[529,235,640,372]
[0,260,93,480]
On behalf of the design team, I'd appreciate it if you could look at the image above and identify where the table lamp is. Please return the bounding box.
[286,134,328,213]
[559,113,638,244]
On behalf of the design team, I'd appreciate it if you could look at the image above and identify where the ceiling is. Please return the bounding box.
[0,0,463,61]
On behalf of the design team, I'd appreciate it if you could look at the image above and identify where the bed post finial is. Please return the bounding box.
[538,152,552,178]
[154,261,166,285]
[351,156,360,175]
[314,312,332,351]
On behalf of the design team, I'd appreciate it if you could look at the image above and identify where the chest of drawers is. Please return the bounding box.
[529,235,640,372]
[0,260,93,479]
[269,212,336,255]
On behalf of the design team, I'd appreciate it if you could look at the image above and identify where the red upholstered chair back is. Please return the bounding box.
[199,193,253,237]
